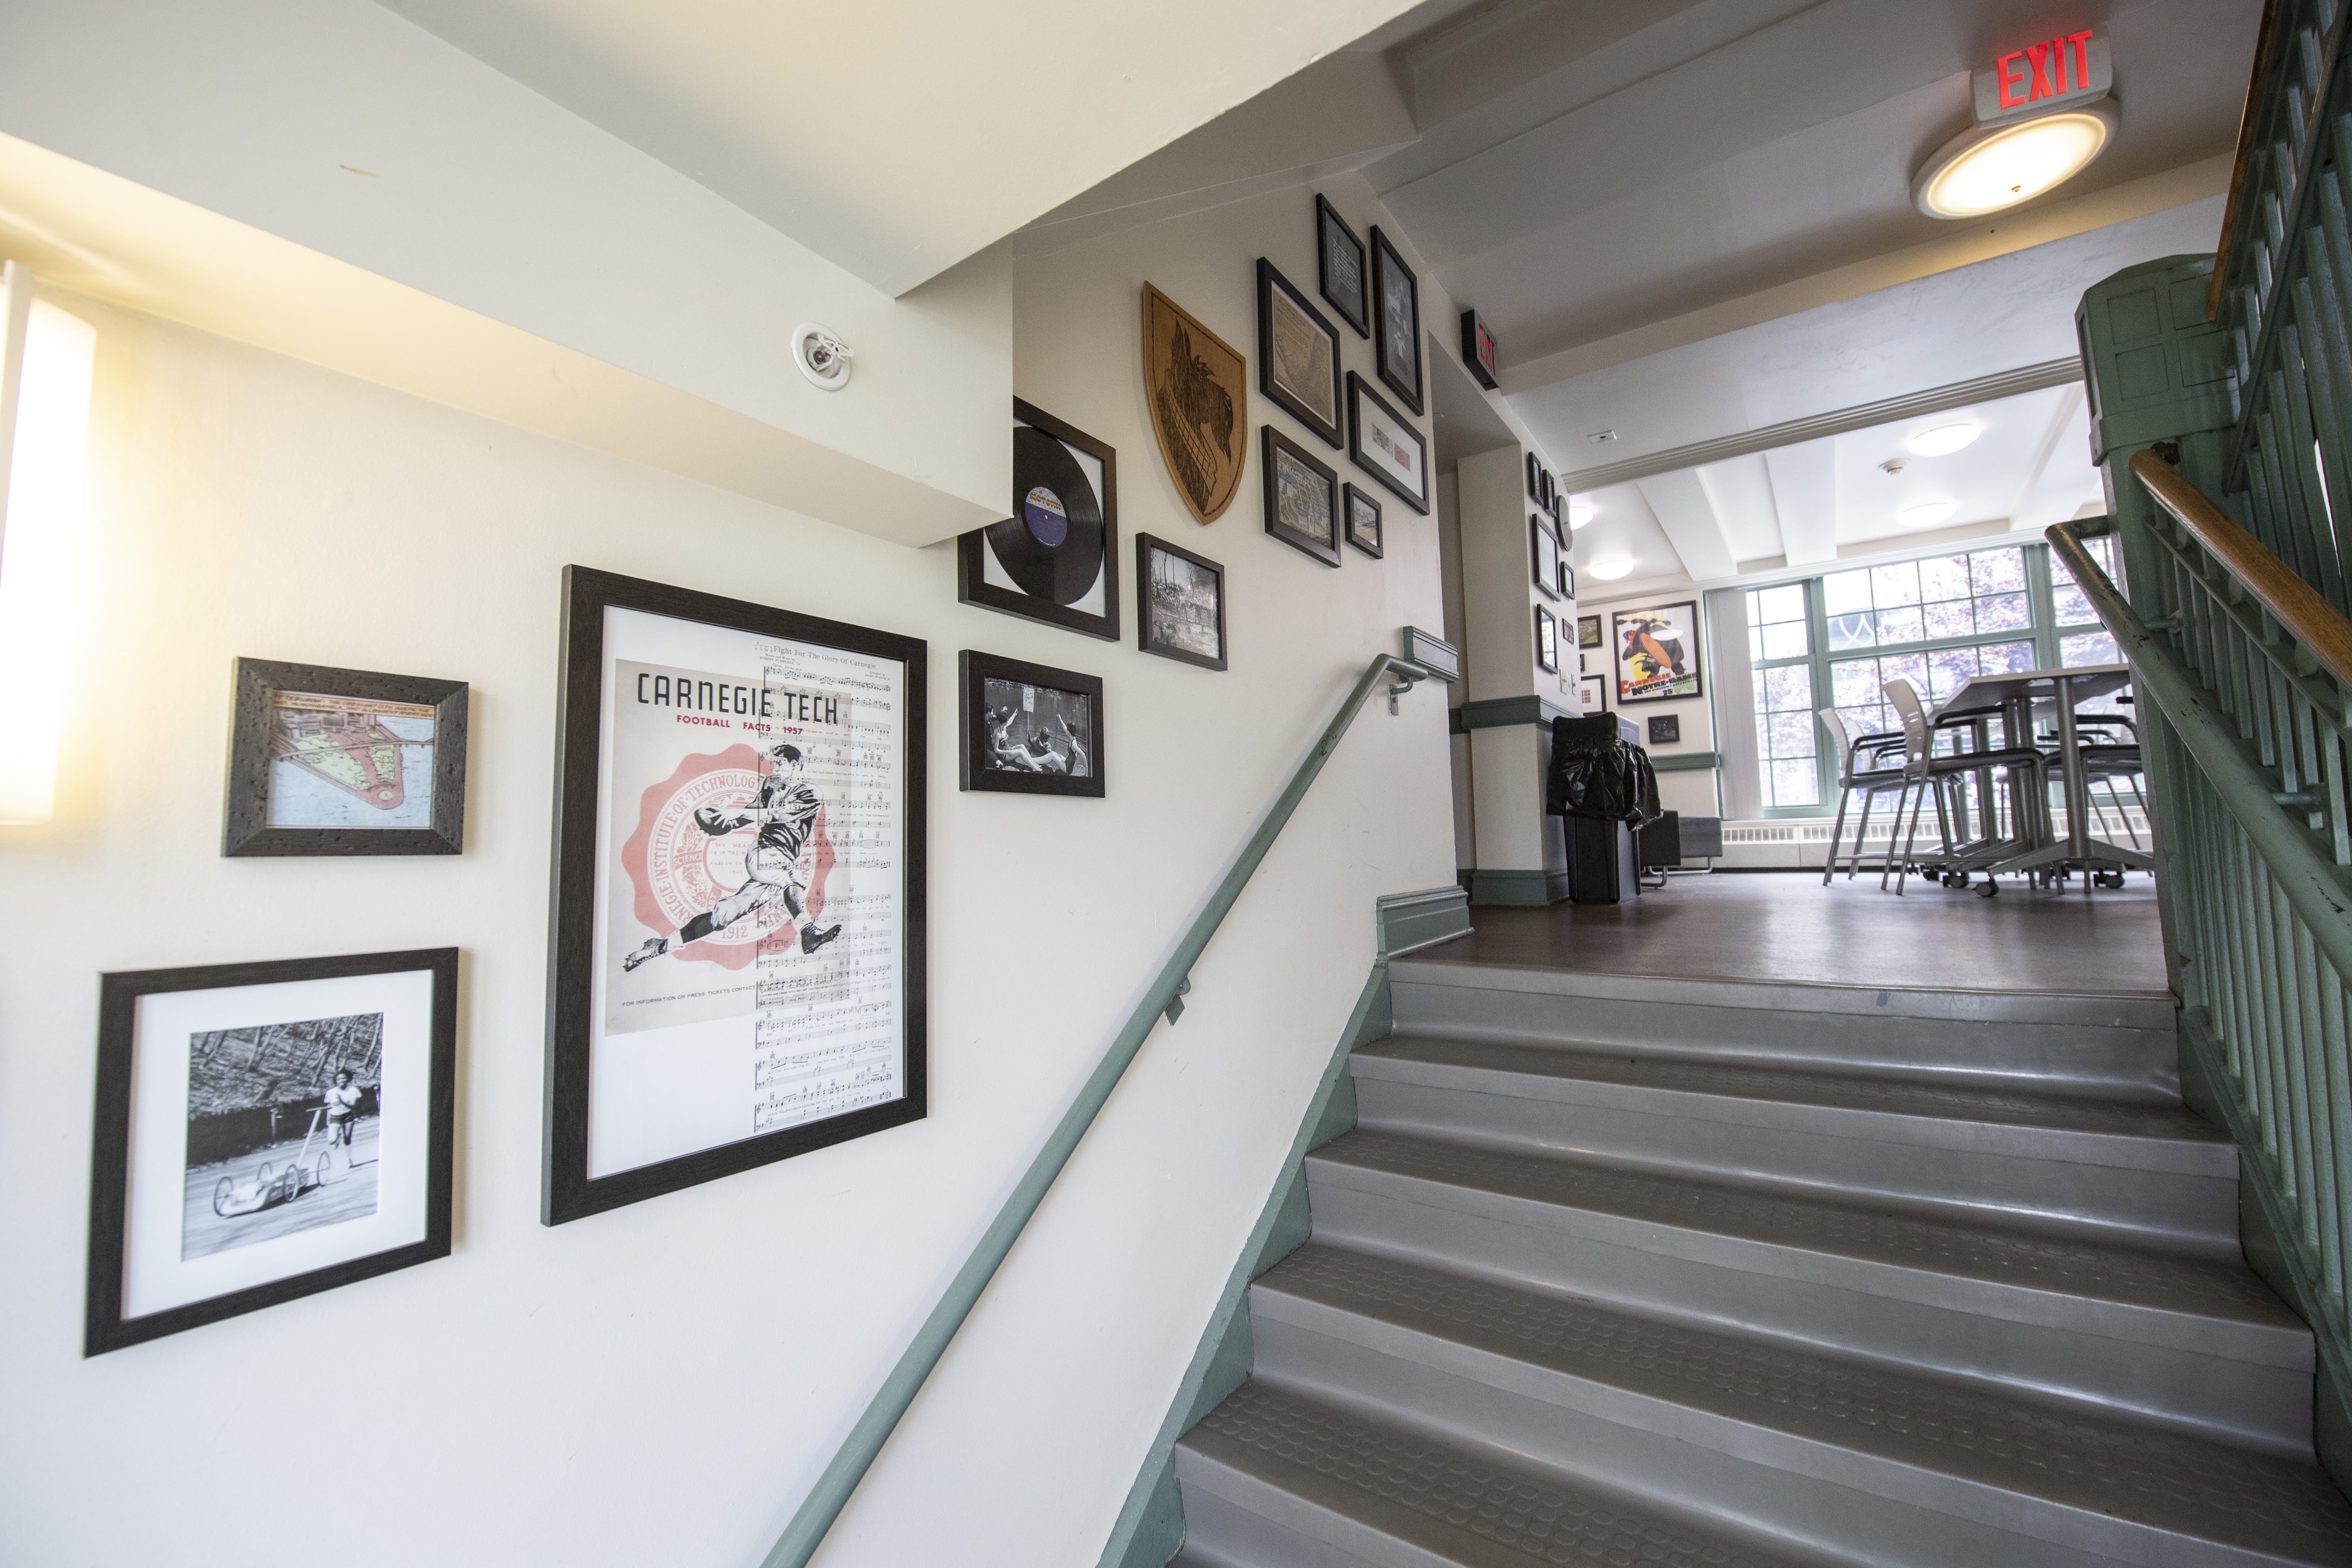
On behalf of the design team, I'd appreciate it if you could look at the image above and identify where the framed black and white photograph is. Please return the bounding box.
[959,399,1119,642]
[1346,372,1429,516]
[960,650,1105,798]
[1613,599,1704,705]
[1531,514,1562,602]
[1258,258,1343,448]
[223,659,467,857]
[1535,606,1560,674]
[1371,226,1423,415]
[1343,483,1383,559]
[1579,613,1603,650]
[1578,674,1607,715]
[1540,468,1555,513]
[1263,424,1342,568]
[1560,557,1576,601]
[85,947,457,1355]
[1649,714,1682,745]
[1316,194,1369,338]
[1527,452,1543,503]
[1138,533,1227,672]
[546,567,927,1226]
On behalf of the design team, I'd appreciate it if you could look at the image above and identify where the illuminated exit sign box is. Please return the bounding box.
[1973,26,2111,127]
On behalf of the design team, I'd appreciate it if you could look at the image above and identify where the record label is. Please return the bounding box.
[1023,486,1069,547]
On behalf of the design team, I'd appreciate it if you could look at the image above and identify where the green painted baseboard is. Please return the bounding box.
[1469,866,1571,906]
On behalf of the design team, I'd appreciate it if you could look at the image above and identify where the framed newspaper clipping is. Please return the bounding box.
[544,567,927,1225]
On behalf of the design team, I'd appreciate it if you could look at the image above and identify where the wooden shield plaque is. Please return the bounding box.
[1142,283,1247,525]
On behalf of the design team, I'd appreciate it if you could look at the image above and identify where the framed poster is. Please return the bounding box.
[1370,226,1423,415]
[1263,425,1342,568]
[1578,614,1603,650]
[1578,674,1606,714]
[1143,283,1248,526]
[1613,599,1704,704]
[1343,483,1383,559]
[223,659,467,856]
[959,650,1105,798]
[1346,372,1429,515]
[1535,606,1560,674]
[1531,514,1562,601]
[85,948,457,1354]
[1316,195,1369,338]
[1138,532,1227,671]
[545,566,926,1225]
[959,399,1119,642]
[1258,258,1343,448]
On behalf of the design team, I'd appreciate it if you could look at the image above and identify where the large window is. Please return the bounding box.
[1743,536,2126,815]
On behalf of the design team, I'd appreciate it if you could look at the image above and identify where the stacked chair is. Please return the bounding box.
[1880,678,2049,895]
[1816,708,1908,884]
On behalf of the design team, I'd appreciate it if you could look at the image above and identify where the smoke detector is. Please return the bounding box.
[1879,457,1908,475]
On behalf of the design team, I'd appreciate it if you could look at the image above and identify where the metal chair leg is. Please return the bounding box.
[1824,781,1854,886]
[1848,789,1881,881]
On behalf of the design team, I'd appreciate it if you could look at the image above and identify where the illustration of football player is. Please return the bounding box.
[623,741,843,971]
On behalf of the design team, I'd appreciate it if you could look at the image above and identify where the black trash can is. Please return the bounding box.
[1547,714,1661,905]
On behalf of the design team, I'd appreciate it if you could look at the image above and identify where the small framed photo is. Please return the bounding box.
[1346,372,1429,515]
[223,659,467,857]
[1614,599,1705,704]
[1579,614,1603,650]
[961,651,1105,798]
[1258,258,1342,448]
[1560,557,1576,601]
[85,948,457,1355]
[1316,194,1369,338]
[1138,533,1228,672]
[1531,514,1562,602]
[1540,468,1556,513]
[1578,674,1607,714]
[1263,424,1342,568]
[1343,483,1384,559]
[1649,714,1682,745]
[1535,607,1560,673]
[1371,226,1423,415]
[1460,308,1499,390]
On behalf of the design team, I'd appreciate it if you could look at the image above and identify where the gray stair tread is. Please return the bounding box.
[1357,1032,2227,1150]
[1312,1130,2302,1334]
[1257,1243,2352,1563]
[1181,1380,1802,1567]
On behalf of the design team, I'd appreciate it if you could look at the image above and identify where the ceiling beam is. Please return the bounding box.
[1762,441,1836,566]
[1635,467,1737,580]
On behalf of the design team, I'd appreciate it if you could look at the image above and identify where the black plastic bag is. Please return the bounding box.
[1546,715,1662,826]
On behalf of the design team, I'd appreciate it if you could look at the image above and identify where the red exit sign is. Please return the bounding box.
[1972,25,2111,127]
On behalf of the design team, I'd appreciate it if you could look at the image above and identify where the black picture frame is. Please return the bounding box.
[1612,599,1706,705]
[1579,673,1607,713]
[1262,424,1342,568]
[1561,558,1577,601]
[1370,226,1423,416]
[959,650,1107,798]
[1343,483,1384,559]
[1137,532,1228,672]
[1345,372,1430,515]
[1460,308,1498,390]
[1649,714,1682,745]
[1535,606,1560,674]
[223,659,468,857]
[1578,613,1603,649]
[1316,194,1369,339]
[959,398,1120,642]
[1540,468,1555,513]
[546,566,928,1225]
[84,947,458,1355]
[1531,514,1562,602]
[1257,257,1344,449]
[1526,452,1543,502]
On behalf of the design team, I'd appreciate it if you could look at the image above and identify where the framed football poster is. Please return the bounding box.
[1612,599,1704,705]
[544,567,927,1225]
[959,400,1119,641]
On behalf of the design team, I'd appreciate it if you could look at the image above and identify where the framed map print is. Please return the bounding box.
[223,659,468,856]
[544,567,927,1225]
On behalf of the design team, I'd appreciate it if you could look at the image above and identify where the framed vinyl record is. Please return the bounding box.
[959,400,1119,642]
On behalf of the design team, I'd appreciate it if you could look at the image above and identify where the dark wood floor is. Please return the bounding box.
[1425,871,2170,996]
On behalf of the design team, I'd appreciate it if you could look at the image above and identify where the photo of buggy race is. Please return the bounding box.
[180,1011,384,1260]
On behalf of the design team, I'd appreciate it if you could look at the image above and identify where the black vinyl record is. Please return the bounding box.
[993,426,1105,605]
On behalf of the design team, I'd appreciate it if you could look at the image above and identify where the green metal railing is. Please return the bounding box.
[760,651,1438,1568]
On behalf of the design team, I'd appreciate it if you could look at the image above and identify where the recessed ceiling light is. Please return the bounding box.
[1913,101,2117,219]
[1588,557,1636,580]
[1566,500,1595,529]
[1906,423,1982,456]
[1899,501,1958,529]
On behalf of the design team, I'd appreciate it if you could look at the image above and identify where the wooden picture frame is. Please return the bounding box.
[1316,194,1369,338]
[1531,514,1562,602]
[1258,257,1343,448]
[222,659,468,857]
[1371,226,1423,415]
[1137,532,1228,672]
[1612,599,1705,705]
[1535,606,1560,674]
[960,650,1106,798]
[85,947,457,1355]
[1343,483,1384,560]
[545,566,928,1225]
[1345,372,1429,516]
[1262,425,1342,568]
[959,399,1120,642]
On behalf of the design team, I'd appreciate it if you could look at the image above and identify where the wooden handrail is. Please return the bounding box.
[2131,448,2352,687]
[2210,0,2282,322]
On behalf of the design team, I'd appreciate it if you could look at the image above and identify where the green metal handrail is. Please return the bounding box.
[761,651,1435,1568]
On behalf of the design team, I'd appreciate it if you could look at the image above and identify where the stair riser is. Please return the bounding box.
[1391,981,2179,1101]
[1249,1318,2156,1568]
[1353,1078,2240,1253]
[1168,1473,1389,1568]
[1306,1176,2312,1452]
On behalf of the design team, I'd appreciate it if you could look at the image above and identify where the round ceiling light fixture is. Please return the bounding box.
[1899,500,1959,529]
[1912,100,2117,219]
[1566,500,1595,530]
[1906,422,1982,456]
[1587,556,1636,580]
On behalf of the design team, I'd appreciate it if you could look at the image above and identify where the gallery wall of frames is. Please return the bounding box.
[5,175,1471,1566]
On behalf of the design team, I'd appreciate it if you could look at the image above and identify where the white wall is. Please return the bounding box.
[0,171,1453,1567]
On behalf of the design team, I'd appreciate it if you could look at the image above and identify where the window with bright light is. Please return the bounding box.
[1745,583,1818,808]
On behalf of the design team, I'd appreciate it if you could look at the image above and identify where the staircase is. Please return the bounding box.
[1168,956,2352,1566]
